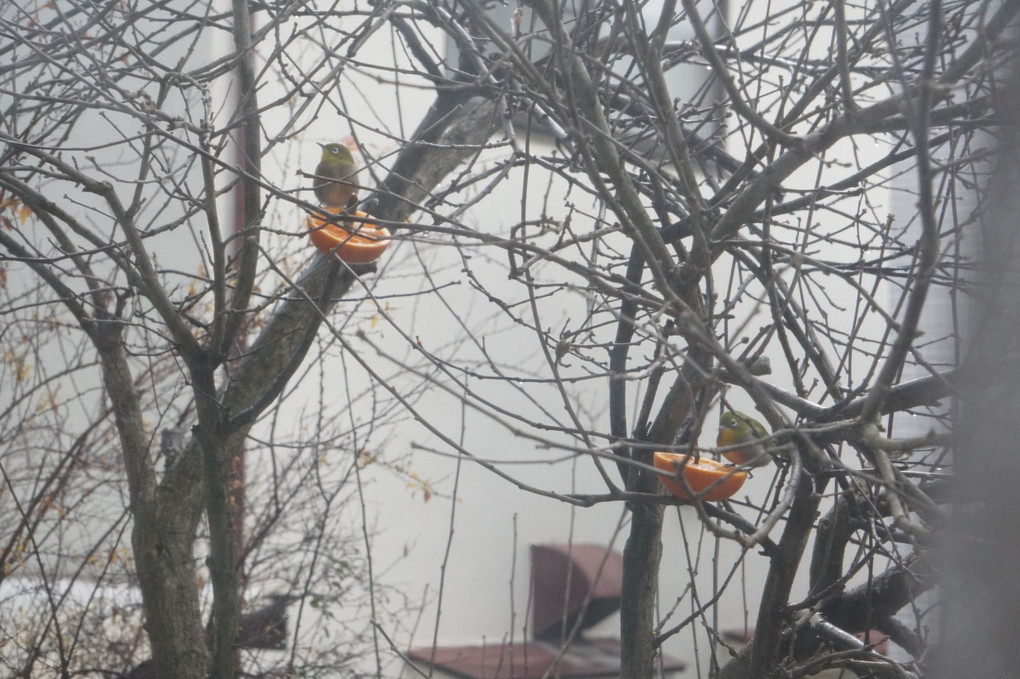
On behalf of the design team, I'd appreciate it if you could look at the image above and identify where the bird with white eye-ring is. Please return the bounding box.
[312,142,359,210]
[716,410,775,467]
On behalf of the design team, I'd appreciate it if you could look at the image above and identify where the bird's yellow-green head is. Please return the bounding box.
[716,410,772,466]
[318,142,355,167]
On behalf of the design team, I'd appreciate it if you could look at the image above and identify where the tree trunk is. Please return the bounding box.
[620,502,664,679]
[620,348,713,679]
[96,327,209,679]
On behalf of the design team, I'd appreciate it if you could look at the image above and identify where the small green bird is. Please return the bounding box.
[716,410,774,467]
[313,142,359,209]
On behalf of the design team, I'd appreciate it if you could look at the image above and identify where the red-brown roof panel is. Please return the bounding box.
[408,638,685,679]
[530,543,623,640]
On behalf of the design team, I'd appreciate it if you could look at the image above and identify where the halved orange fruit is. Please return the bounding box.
[307,208,391,264]
[653,452,747,502]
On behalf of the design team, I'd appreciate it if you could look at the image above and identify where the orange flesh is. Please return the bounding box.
[307,209,391,264]
[653,452,747,502]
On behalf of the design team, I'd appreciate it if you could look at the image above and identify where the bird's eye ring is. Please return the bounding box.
[727,418,738,427]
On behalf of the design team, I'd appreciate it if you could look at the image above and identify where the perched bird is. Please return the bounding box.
[716,410,774,467]
[313,142,359,209]
[238,594,298,650]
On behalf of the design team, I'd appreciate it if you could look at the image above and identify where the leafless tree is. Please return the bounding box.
[0,0,1015,678]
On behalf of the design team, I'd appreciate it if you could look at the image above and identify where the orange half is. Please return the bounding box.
[307,208,391,264]
[653,452,747,502]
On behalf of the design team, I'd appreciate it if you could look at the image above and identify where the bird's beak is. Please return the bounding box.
[317,142,326,149]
